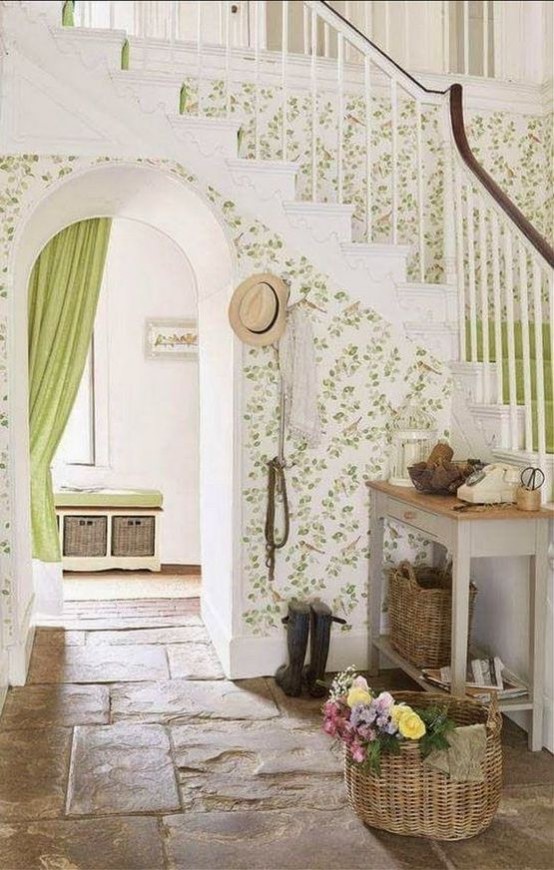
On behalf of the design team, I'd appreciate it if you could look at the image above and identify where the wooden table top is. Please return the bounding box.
[367,480,553,521]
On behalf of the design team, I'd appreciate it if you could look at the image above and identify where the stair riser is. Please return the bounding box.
[283,204,355,244]
[169,117,240,158]
[226,160,299,202]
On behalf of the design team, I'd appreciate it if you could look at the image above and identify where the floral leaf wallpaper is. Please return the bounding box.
[0,152,452,644]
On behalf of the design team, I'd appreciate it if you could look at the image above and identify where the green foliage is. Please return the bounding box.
[416,705,456,759]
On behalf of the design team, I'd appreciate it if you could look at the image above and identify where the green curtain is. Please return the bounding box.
[28,218,111,561]
[62,0,75,26]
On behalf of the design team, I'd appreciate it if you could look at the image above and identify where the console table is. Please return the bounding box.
[367,480,552,751]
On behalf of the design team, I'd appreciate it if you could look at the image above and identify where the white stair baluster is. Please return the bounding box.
[324,23,330,58]
[443,0,450,72]
[391,77,398,244]
[483,0,489,77]
[109,1,114,29]
[463,0,469,74]
[169,1,177,63]
[384,0,390,53]
[364,1,372,39]
[196,1,202,116]
[225,0,232,117]
[491,212,503,405]
[303,5,310,55]
[416,98,424,281]
[254,0,260,159]
[478,193,490,402]
[466,187,478,362]
[281,0,288,160]
[518,240,533,452]
[503,229,519,449]
[364,55,372,243]
[454,165,466,362]
[337,33,344,204]
[311,7,318,201]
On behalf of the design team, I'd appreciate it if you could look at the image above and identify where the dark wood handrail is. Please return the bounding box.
[450,85,554,268]
[318,1,554,269]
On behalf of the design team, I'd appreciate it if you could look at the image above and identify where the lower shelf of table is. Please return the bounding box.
[374,634,533,712]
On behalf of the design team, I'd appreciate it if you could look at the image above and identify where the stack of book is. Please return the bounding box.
[422,655,528,702]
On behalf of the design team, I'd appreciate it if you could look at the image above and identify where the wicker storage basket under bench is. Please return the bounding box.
[345,692,502,840]
[55,488,162,572]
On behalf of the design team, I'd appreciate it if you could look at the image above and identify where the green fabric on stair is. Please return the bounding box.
[466,319,553,454]
[465,320,551,363]
[62,0,75,26]
[121,39,130,70]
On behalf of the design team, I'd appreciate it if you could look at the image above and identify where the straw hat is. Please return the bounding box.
[228,273,289,347]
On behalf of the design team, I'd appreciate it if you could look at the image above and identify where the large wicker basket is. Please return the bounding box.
[112,516,155,557]
[389,561,477,669]
[345,692,502,840]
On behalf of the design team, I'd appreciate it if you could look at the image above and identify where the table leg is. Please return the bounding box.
[368,490,384,676]
[529,520,548,751]
[450,523,471,695]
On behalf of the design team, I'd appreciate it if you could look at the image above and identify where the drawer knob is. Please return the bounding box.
[403,511,417,521]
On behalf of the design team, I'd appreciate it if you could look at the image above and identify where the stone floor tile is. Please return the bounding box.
[172,718,344,812]
[0,728,71,820]
[501,717,554,786]
[0,684,109,730]
[171,718,341,776]
[28,643,169,683]
[86,625,210,645]
[166,643,225,680]
[33,628,85,646]
[67,723,180,816]
[161,808,449,869]
[0,816,165,869]
[61,614,204,630]
[438,784,554,869]
[111,678,280,724]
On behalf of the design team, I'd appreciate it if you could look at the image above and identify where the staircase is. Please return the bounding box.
[4,0,554,500]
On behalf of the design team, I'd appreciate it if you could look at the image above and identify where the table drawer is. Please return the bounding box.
[386,498,445,539]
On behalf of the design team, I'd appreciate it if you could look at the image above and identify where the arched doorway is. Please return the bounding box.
[9,162,240,677]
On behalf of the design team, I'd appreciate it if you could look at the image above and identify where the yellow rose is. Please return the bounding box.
[397,709,426,740]
[390,704,408,724]
[346,687,372,708]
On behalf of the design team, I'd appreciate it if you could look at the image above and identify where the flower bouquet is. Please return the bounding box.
[323,668,503,840]
[323,667,455,774]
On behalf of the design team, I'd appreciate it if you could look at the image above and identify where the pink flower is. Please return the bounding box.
[350,740,366,763]
[375,691,394,712]
[352,676,370,692]
[323,718,338,736]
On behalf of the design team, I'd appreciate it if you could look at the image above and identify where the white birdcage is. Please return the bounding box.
[389,402,436,487]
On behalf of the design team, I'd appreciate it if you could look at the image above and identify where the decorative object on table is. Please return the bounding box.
[457,462,521,504]
[389,401,436,487]
[388,561,477,669]
[323,669,502,840]
[228,272,289,347]
[408,441,479,494]
[145,318,198,360]
[516,466,545,511]
[275,599,345,697]
[303,601,346,697]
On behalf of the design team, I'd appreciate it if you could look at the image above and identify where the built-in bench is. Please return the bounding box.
[54,488,163,572]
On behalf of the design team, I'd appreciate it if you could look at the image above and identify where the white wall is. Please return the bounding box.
[53,218,200,565]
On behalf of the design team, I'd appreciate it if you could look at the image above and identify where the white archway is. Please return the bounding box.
[9,162,241,677]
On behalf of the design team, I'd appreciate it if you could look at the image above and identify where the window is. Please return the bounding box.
[55,346,95,466]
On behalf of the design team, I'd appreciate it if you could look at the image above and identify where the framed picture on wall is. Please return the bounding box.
[145,318,198,360]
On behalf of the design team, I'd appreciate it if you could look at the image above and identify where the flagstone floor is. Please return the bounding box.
[0,598,552,869]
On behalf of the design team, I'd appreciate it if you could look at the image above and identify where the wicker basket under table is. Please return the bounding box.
[345,692,502,841]
[389,561,478,669]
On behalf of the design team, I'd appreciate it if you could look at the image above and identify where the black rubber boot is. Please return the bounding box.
[303,601,347,697]
[275,601,310,696]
